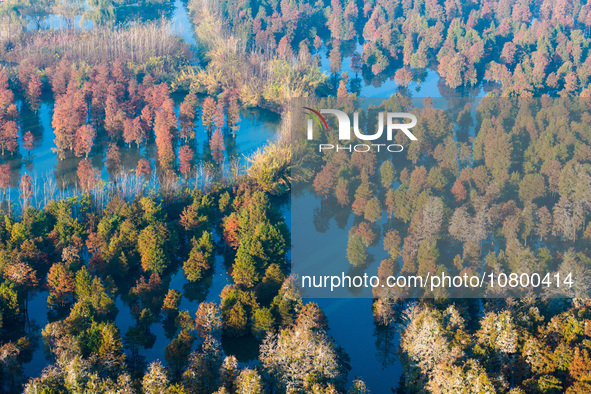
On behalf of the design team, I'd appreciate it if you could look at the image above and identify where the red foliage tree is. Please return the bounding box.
[0,70,19,156]
[104,92,126,141]
[327,0,344,39]
[140,105,153,132]
[0,121,19,155]
[17,63,33,88]
[337,73,349,98]
[179,91,197,141]
[394,68,413,87]
[344,0,358,22]
[123,117,135,147]
[179,145,194,177]
[330,41,342,73]
[314,35,322,50]
[127,78,142,114]
[123,116,147,148]
[0,72,17,120]
[74,124,95,158]
[0,69,8,90]
[451,178,467,203]
[0,98,17,123]
[47,263,75,308]
[89,63,110,121]
[52,84,86,159]
[49,57,71,97]
[141,74,154,92]
[313,163,338,198]
[111,60,129,96]
[363,7,384,41]
[223,214,240,249]
[0,164,10,196]
[77,159,99,191]
[18,64,42,112]
[202,97,216,133]
[210,130,225,163]
[27,73,42,112]
[501,42,518,65]
[154,98,177,169]
[106,143,121,172]
[299,42,312,63]
[146,83,170,110]
[23,131,34,155]
[20,173,32,208]
[136,159,152,180]
[277,36,293,59]
[214,101,225,133]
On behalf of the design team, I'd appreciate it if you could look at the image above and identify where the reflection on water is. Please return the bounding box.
[24,0,196,56]
[26,14,94,32]
[317,41,491,98]
[314,298,402,392]
[22,235,235,378]
[22,291,50,380]
[290,189,402,391]
[282,193,402,391]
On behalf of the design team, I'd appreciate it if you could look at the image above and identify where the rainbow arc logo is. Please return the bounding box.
[303,107,329,139]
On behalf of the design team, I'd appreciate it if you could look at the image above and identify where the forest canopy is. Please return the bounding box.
[0,0,587,392]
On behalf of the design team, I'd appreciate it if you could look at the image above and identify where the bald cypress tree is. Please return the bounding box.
[347,234,368,267]
[183,231,214,282]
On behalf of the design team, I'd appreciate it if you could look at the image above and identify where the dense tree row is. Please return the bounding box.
[46,58,241,167]
[0,58,252,197]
